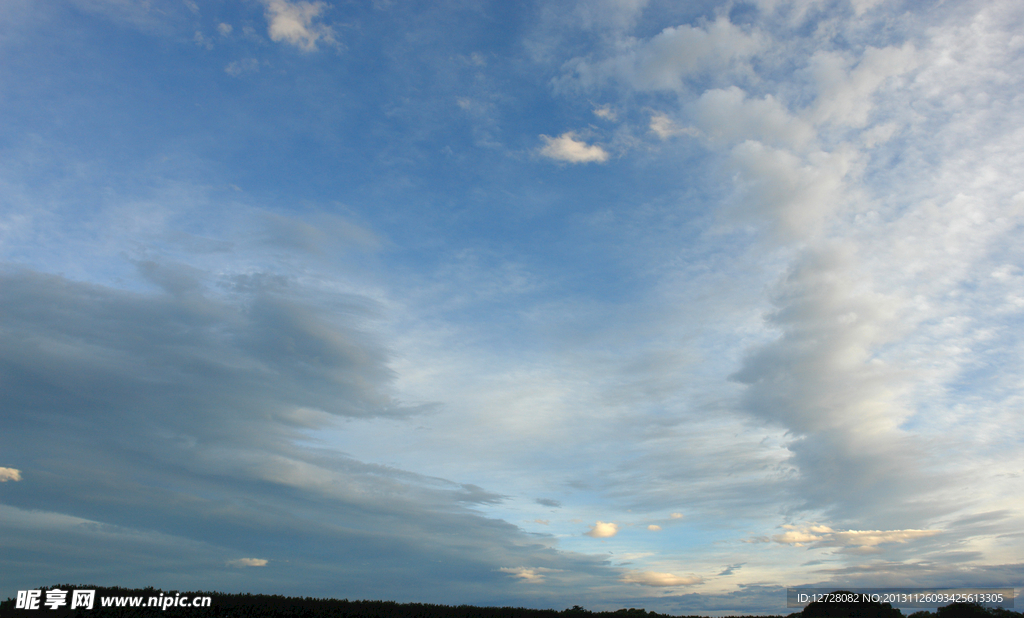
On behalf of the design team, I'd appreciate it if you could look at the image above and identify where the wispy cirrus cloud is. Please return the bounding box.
[499,567,561,583]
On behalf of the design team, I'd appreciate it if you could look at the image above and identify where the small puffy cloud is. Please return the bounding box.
[594,105,617,120]
[772,528,827,545]
[584,521,618,537]
[217,22,233,36]
[620,570,703,586]
[539,132,609,163]
[263,0,337,52]
[647,524,662,531]
[670,513,683,518]
[227,558,268,567]
[0,467,22,482]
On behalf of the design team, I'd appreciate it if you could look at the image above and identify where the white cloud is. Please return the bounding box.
[262,0,337,52]
[647,524,661,531]
[771,526,831,545]
[0,467,22,482]
[726,241,951,519]
[594,105,617,120]
[564,17,764,92]
[670,513,682,518]
[726,141,857,240]
[193,30,212,50]
[808,44,918,128]
[228,558,269,567]
[620,570,703,586]
[584,520,619,537]
[225,58,260,77]
[539,132,610,163]
[772,524,940,549]
[690,87,815,149]
[217,22,233,36]
[860,122,898,148]
[832,528,941,546]
[648,113,698,139]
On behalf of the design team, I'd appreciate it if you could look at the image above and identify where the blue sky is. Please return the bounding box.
[1,0,1023,614]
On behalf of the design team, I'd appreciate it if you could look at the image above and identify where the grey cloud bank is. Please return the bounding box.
[0,266,619,604]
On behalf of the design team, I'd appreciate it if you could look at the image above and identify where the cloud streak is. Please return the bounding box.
[771,524,940,549]
[619,571,703,587]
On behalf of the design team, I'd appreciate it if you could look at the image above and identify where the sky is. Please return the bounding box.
[1,0,1023,614]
